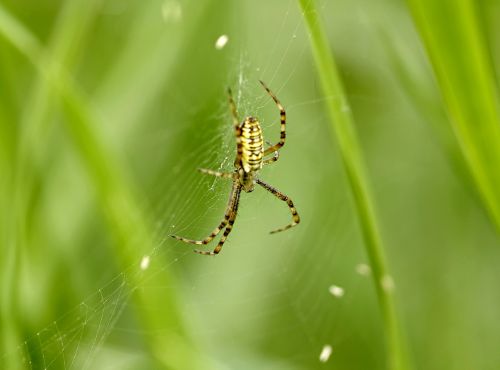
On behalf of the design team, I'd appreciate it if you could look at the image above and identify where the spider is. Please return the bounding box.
[170,80,300,255]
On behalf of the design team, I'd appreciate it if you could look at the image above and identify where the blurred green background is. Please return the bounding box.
[1,0,500,369]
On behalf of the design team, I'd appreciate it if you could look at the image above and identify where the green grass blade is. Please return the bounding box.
[0,2,100,368]
[0,5,204,369]
[12,0,102,281]
[408,0,500,231]
[297,1,409,369]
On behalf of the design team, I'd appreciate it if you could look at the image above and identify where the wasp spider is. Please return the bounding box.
[170,81,300,255]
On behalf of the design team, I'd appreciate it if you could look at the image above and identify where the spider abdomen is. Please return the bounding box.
[240,116,264,173]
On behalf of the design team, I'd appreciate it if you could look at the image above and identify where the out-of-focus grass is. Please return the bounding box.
[0,1,215,369]
[1,1,500,370]
[408,0,500,232]
[1,2,99,368]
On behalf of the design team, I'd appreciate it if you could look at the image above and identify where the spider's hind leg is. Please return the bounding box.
[168,180,236,246]
[194,217,236,255]
[194,182,242,255]
[170,181,242,255]
[169,219,228,246]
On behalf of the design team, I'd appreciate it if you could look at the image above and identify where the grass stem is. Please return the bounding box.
[297,1,409,369]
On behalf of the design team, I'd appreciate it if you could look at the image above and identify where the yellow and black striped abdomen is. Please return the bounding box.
[240,116,264,173]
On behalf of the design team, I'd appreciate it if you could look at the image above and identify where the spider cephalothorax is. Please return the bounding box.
[170,80,300,255]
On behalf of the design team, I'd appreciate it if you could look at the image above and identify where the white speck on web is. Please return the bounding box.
[356,263,371,276]
[215,35,229,50]
[161,0,182,23]
[140,255,150,270]
[319,344,333,362]
[329,285,344,298]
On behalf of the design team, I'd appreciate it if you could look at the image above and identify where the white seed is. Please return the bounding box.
[381,274,395,292]
[329,285,344,298]
[356,263,371,276]
[215,34,229,50]
[319,344,333,362]
[140,255,150,270]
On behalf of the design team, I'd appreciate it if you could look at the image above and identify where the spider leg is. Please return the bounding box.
[256,179,300,234]
[228,87,244,168]
[194,214,235,255]
[170,221,227,246]
[263,154,279,165]
[198,168,235,179]
[227,87,239,127]
[169,180,239,246]
[263,140,280,165]
[259,81,287,156]
[195,184,242,255]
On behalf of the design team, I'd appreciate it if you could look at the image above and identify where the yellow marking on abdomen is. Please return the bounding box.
[241,117,264,172]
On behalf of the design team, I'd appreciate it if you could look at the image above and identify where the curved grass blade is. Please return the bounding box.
[297,1,410,369]
[408,0,500,231]
[0,4,205,369]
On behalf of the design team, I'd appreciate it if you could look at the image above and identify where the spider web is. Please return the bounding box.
[0,0,408,369]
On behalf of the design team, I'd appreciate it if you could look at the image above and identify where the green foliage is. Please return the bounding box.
[1,1,500,370]
[408,0,500,231]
